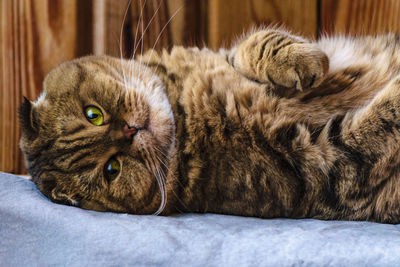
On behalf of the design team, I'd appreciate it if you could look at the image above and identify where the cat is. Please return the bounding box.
[19,27,400,223]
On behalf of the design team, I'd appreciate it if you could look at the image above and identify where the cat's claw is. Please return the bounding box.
[270,43,329,90]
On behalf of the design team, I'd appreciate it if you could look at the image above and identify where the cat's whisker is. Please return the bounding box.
[134,0,165,89]
[152,147,178,184]
[152,164,167,215]
[145,6,183,67]
[154,166,167,215]
[155,137,176,150]
[129,0,147,90]
[153,152,175,186]
[153,145,170,160]
[132,0,146,58]
[132,0,163,57]
[153,152,191,211]
[135,0,147,101]
[119,0,132,92]
[142,145,167,215]
[153,150,181,188]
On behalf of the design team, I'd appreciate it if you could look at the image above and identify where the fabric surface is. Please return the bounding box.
[1,171,400,267]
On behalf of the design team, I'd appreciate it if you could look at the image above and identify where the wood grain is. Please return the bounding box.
[93,0,173,57]
[167,0,208,47]
[321,0,400,35]
[207,0,318,49]
[128,0,172,55]
[93,0,130,57]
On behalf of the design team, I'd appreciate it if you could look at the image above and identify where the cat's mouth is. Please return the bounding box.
[123,121,149,140]
[123,119,159,150]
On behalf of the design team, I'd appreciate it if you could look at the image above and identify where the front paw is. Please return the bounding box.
[267,43,329,90]
[232,30,329,91]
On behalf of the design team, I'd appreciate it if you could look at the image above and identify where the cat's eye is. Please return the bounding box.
[104,157,121,181]
[84,106,104,126]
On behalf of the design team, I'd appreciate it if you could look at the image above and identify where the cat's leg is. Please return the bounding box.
[324,76,400,223]
[229,28,329,91]
[334,76,400,156]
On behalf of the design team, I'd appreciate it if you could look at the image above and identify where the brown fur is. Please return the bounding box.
[19,28,400,223]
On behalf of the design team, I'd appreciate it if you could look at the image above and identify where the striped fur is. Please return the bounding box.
[20,28,400,223]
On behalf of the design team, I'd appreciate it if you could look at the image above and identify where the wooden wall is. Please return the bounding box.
[2,0,400,174]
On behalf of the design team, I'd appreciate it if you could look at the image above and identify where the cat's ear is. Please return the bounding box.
[19,97,39,140]
[36,175,74,205]
[51,187,79,206]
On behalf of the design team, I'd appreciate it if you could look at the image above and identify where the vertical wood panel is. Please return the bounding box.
[128,0,172,55]
[207,0,318,49]
[1,0,18,173]
[93,0,172,58]
[93,0,129,56]
[167,0,208,47]
[321,0,400,35]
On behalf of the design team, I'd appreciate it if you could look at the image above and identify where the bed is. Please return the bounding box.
[1,171,400,266]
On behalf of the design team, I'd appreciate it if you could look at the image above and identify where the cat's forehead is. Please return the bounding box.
[43,56,119,97]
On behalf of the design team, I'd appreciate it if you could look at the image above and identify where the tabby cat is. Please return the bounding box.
[19,28,400,223]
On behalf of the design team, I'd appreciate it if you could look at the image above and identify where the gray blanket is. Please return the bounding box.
[1,171,400,266]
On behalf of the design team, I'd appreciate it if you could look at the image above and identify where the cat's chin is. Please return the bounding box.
[132,129,154,149]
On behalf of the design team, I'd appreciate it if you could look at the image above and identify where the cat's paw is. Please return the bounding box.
[231,30,329,91]
[269,43,330,90]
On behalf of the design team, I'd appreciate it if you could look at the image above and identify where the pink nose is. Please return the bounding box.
[123,125,138,139]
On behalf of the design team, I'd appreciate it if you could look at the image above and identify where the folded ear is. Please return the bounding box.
[51,187,79,206]
[19,97,39,140]
[36,174,70,205]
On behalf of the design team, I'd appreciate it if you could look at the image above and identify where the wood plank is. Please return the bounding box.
[0,0,91,174]
[207,0,318,49]
[93,0,130,57]
[128,0,172,56]
[93,0,174,58]
[320,0,400,35]
[167,0,208,47]
[1,0,17,173]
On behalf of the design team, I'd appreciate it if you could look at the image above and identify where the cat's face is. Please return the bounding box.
[19,56,175,214]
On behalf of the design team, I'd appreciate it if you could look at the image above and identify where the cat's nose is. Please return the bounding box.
[123,124,138,140]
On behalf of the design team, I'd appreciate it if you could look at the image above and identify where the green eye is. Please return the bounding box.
[84,106,104,126]
[105,158,120,181]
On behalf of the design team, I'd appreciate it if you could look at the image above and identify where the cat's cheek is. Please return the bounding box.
[132,131,153,151]
[148,112,175,146]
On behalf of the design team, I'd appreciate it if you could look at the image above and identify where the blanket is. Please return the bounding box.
[1,171,400,266]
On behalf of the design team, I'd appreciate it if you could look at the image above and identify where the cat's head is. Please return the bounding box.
[19,55,176,215]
